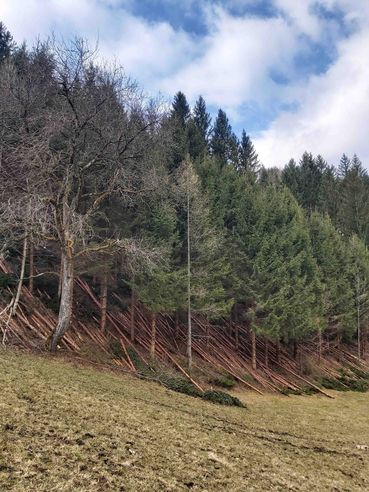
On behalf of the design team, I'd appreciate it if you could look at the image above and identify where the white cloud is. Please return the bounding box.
[255,2,369,167]
[160,6,298,113]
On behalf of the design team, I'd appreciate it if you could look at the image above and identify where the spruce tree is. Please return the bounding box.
[246,188,321,345]
[338,155,369,244]
[348,235,369,357]
[210,109,238,167]
[238,130,259,174]
[309,212,355,340]
[171,91,190,126]
[193,95,211,142]
[0,23,15,63]
[338,153,351,178]
[169,91,191,170]
[187,96,212,160]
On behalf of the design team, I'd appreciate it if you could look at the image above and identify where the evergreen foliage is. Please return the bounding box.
[0,22,14,63]
[238,130,259,175]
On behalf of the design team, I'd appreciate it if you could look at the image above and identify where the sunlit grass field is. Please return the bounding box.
[1,349,368,491]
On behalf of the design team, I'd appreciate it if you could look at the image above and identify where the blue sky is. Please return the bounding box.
[1,0,369,167]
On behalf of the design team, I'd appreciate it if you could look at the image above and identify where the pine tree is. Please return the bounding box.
[338,153,351,178]
[187,95,212,160]
[282,152,327,211]
[281,159,299,196]
[339,155,369,244]
[210,109,238,167]
[309,212,355,341]
[319,165,340,220]
[169,91,191,170]
[348,235,369,357]
[0,23,15,63]
[246,188,321,346]
[171,91,190,127]
[193,95,211,142]
[238,130,259,174]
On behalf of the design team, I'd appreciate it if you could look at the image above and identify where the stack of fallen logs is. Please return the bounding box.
[1,259,369,396]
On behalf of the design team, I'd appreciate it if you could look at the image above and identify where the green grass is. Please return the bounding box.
[1,349,369,491]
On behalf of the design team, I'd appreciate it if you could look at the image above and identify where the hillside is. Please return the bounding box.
[1,349,369,491]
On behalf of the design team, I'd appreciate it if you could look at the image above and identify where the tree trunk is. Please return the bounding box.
[264,339,269,367]
[58,254,63,299]
[174,310,179,340]
[206,323,210,351]
[318,328,322,363]
[11,235,28,317]
[251,328,257,370]
[100,271,108,332]
[276,339,280,363]
[363,326,367,357]
[293,340,298,360]
[357,295,361,359]
[28,236,34,294]
[150,312,156,358]
[50,254,74,351]
[130,289,136,342]
[235,324,239,351]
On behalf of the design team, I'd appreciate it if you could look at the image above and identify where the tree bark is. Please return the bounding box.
[357,290,361,359]
[11,235,28,316]
[130,289,136,342]
[28,236,34,294]
[58,254,63,299]
[235,324,239,351]
[251,328,257,370]
[264,339,269,367]
[100,271,108,332]
[50,254,74,351]
[318,328,322,363]
[174,310,179,340]
[276,339,280,363]
[293,340,298,360]
[363,326,367,357]
[150,312,156,358]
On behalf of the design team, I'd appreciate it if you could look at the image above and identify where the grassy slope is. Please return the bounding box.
[0,350,368,491]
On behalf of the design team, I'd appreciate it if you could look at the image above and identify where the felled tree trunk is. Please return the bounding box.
[362,326,368,357]
[251,328,257,370]
[28,237,34,294]
[357,301,361,359]
[130,289,136,342]
[206,323,210,351]
[293,340,298,360]
[150,312,157,358]
[50,253,74,351]
[235,324,239,351]
[174,310,179,340]
[264,339,269,367]
[11,235,28,317]
[100,271,108,332]
[276,339,280,363]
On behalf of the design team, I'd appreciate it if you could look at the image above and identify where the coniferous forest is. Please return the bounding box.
[1,22,369,392]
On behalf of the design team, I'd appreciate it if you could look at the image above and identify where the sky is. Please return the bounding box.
[1,0,368,168]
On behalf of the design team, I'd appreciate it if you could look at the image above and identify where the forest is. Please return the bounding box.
[1,21,369,382]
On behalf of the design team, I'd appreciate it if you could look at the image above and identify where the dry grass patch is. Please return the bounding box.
[1,349,369,491]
